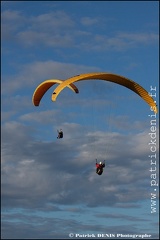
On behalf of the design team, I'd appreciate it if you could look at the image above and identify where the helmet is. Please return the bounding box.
[100,162,102,164]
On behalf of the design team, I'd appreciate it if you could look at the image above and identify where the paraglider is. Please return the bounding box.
[51,72,158,114]
[57,129,63,139]
[96,159,105,175]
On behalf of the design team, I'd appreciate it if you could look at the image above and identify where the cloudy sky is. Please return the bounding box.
[1,1,159,239]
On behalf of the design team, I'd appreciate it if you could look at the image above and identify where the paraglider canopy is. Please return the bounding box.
[32,72,158,114]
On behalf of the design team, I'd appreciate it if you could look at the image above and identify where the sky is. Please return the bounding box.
[1,1,159,239]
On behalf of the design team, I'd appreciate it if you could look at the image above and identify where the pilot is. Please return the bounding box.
[96,160,105,175]
[57,129,63,139]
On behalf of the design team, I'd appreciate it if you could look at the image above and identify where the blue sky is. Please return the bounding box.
[1,1,159,239]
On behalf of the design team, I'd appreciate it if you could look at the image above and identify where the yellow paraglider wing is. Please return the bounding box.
[52,72,157,113]
[32,79,79,106]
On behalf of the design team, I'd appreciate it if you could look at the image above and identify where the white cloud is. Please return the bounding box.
[1,60,100,95]
[2,118,159,211]
[81,17,98,26]
[20,110,60,124]
[2,9,158,51]
[117,32,159,44]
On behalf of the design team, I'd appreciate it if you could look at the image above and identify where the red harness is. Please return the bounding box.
[96,163,103,169]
